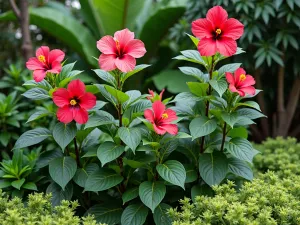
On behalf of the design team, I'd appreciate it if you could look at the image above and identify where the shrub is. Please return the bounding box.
[169,172,300,225]
[254,137,300,177]
[0,190,106,225]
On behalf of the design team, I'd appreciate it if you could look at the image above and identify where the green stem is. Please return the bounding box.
[220,123,227,152]
[74,138,81,167]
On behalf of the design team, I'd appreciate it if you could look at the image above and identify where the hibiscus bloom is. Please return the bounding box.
[225,68,256,97]
[97,28,146,72]
[147,89,165,102]
[26,46,65,82]
[53,79,96,124]
[144,101,178,135]
[192,6,244,56]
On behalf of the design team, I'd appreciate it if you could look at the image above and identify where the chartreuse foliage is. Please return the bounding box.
[169,171,300,225]
[0,190,106,225]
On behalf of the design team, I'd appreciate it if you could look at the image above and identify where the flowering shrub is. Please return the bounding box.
[6,6,265,225]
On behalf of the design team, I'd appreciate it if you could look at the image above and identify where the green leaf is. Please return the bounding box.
[180,50,206,65]
[84,168,123,192]
[73,163,99,188]
[121,64,150,83]
[97,142,125,166]
[225,138,258,163]
[26,110,52,123]
[105,85,129,104]
[153,203,172,225]
[121,203,149,225]
[49,156,77,190]
[179,66,208,82]
[189,117,217,140]
[237,108,266,119]
[46,182,73,206]
[187,82,209,97]
[85,204,123,225]
[123,153,156,168]
[36,149,63,169]
[22,88,50,100]
[236,101,261,111]
[123,91,147,110]
[191,184,213,202]
[93,69,116,87]
[11,178,25,190]
[228,157,253,180]
[0,180,11,189]
[221,112,240,128]
[184,164,198,183]
[0,132,11,147]
[199,151,228,186]
[186,33,199,47]
[85,110,116,129]
[22,182,38,191]
[209,79,228,97]
[156,160,186,189]
[118,127,142,153]
[228,127,248,139]
[218,63,241,76]
[53,122,77,151]
[23,79,52,90]
[122,187,139,205]
[139,181,166,212]
[14,128,52,149]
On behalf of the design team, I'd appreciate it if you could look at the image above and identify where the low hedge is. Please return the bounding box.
[0,191,106,225]
[169,172,300,225]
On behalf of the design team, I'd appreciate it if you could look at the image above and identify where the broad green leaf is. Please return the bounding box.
[189,117,217,140]
[186,33,199,47]
[95,84,117,106]
[184,164,198,183]
[176,50,206,65]
[105,85,130,104]
[228,127,248,139]
[84,203,123,225]
[22,88,50,100]
[156,160,186,189]
[36,149,63,169]
[26,110,52,123]
[85,110,116,129]
[53,122,77,151]
[179,66,208,82]
[23,182,38,191]
[14,128,52,149]
[199,151,228,186]
[84,168,123,192]
[121,203,149,225]
[237,108,266,119]
[23,79,52,90]
[122,187,139,205]
[11,178,25,190]
[46,182,73,206]
[57,62,76,84]
[221,112,239,128]
[171,92,201,103]
[97,142,125,166]
[0,180,11,189]
[228,158,253,180]
[121,64,150,83]
[191,184,213,202]
[73,163,99,188]
[49,156,77,190]
[225,138,258,163]
[0,132,11,147]
[153,203,172,225]
[186,82,209,97]
[118,127,142,153]
[209,79,228,97]
[93,69,117,87]
[123,90,144,109]
[217,63,241,76]
[139,181,166,212]
[236,101,261,111]
[123,100,151,121]
[123,152,156,168]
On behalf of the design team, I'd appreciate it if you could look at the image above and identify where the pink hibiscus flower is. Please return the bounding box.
[192,6,244,56]
[225,68,256,97]
[26,46,65,82]
[144,101,178,135]
[147,89,165,102]
[53,79,96,124]
[97,28,146,72]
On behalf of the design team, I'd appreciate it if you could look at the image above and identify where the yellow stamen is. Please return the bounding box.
[240,74,246,82]
[38,55,46,63]
[215,28,222,35]
[115,39,120,52]
[162,113,168,119]
[70,99,77,106]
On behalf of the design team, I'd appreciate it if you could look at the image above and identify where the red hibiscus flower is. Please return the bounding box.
[144,101,178,135]
[26,46,65,82]
[53,79,96,124]
[225,68,256,97]
[192,6,244,56]
[97,28,146,72]
[147,89,165,102]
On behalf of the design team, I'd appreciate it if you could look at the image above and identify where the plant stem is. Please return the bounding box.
[74,138,81,167]
[220,123,227,152]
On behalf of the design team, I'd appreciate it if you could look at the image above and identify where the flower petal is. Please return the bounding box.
[153,124,167,135]
[48,49,65,63]
[237,90,245,97]
[53,88,70,107]
[97,35,117,54]
[125,39,146,58]
[240,86,255,96]
[98,54,117,71]
[47,61,62,74]
[234,68,246,84]
[225,72,235,85]
[68,79,86,98]
[26,58,43,70]
[115,54,136,72]
[36,46,49,59]
[161,124,178,135]
[222,18,244,40]
[191,18,214,38]
[33,70,47,82]
[144,109,155,123]
[206,6,228,28]
[162,108,177,123]
[216,37,237,56]
[152,101,165,119]
[114,28,134,48]
[57,106,74,124]
[197,37,217,56]
[79,92,97,110]
[73,107,89,124]
[229,84,238,93]
[240,75,256,87]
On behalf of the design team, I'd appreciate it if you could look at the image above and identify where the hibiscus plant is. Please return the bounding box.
[11,6,264,225]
